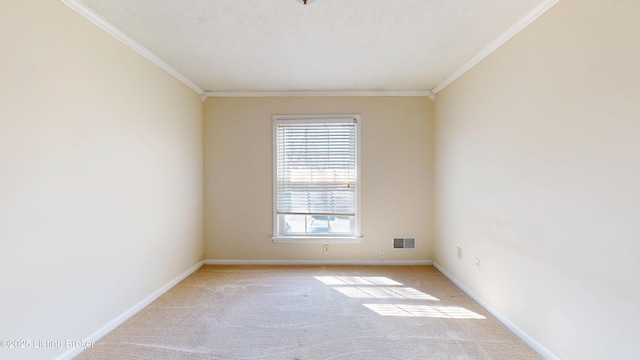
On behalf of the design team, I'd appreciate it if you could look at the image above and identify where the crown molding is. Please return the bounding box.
[61,0,557,100]
[431,0,559,94]
[60,0,205,96]
[203,90,434,98]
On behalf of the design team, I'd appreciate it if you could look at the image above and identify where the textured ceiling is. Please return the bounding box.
[75,0,551,94]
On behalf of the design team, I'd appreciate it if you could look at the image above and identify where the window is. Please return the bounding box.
[273,115,361,242]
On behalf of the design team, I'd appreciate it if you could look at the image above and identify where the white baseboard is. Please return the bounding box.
[54,261,204,360]
[204,259,432,266]
[432,262,560,360]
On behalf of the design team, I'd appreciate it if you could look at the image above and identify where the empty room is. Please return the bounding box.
[1,0,638,359]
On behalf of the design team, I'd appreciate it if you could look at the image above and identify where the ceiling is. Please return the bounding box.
[65,0,556,96]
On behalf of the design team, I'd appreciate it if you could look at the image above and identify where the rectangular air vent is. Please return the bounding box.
[392,237,416,250]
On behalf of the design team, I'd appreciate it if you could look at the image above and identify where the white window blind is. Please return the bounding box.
[275,118,357,217]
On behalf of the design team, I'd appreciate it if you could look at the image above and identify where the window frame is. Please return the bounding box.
[272,114,362,244]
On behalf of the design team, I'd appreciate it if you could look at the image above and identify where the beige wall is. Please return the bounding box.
[204,97,433,262]
[0,1,203,359]
[4,0,637,358]
[433,0,640,358]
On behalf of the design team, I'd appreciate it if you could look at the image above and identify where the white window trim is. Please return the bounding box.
[271,237,362,244]
[272,114,362,244]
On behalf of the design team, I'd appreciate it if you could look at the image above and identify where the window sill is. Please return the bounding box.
[272,236,363,244]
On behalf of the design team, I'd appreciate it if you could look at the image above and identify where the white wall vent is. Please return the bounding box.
[392,237,416,250]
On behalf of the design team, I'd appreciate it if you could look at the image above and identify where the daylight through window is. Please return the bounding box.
[273,115,360,240]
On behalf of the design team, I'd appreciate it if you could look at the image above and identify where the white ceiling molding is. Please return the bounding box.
[203,90,435,98]
[431,0,559,94]
[61,0,557,100]
[60,0,205,96]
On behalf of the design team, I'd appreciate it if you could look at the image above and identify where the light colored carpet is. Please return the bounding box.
[74,265,541,359]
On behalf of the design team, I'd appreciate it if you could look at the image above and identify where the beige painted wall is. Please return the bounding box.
[204,97,433,262]
[433,0,640,358]
[0,1,203,359]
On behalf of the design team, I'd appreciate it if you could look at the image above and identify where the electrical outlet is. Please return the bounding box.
[457,246,462,260]
[379,251,384,259]
[475,257,480,271]
[323,244,329,254]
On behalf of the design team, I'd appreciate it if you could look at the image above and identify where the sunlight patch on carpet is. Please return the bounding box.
[314,276,402,286]
[315,274,485,320]
[364,304,487,319]
[333,286,439,300]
